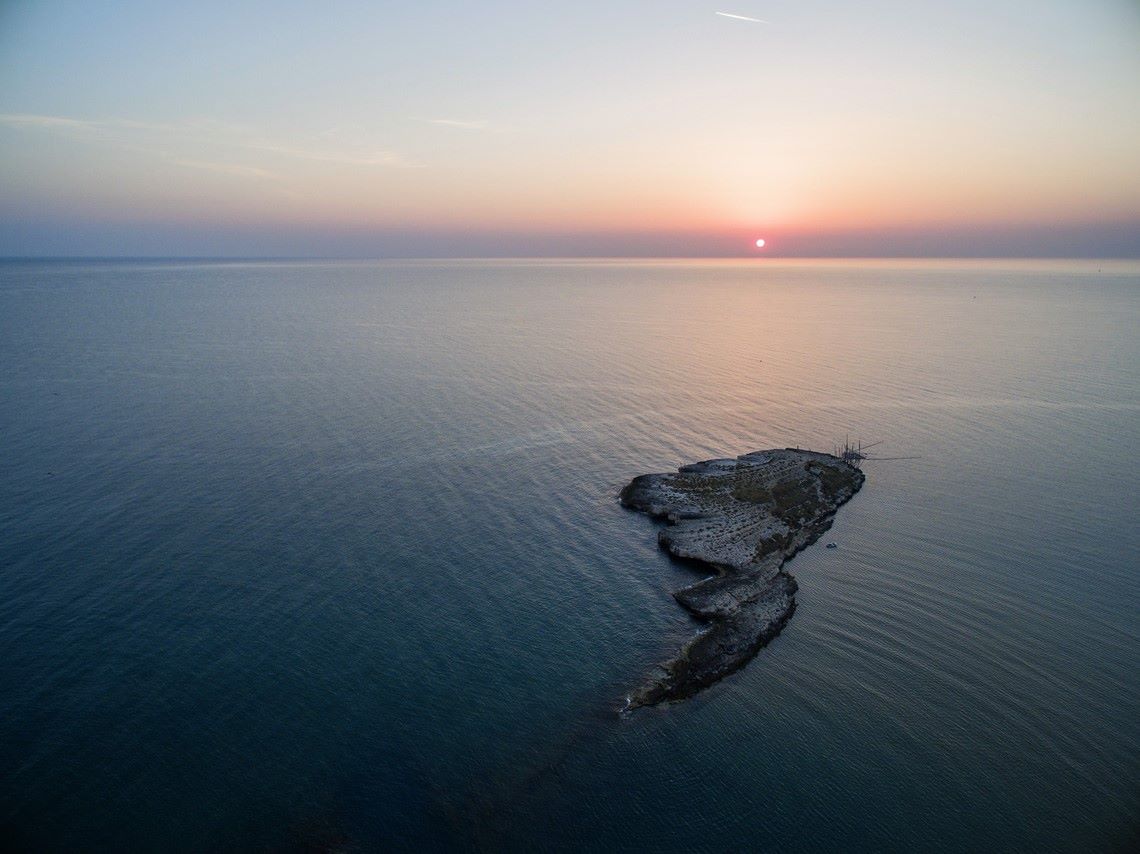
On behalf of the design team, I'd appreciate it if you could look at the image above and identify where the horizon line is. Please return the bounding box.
[4,254,1138,263]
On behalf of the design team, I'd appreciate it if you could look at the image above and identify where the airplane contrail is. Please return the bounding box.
[715,12,768,23]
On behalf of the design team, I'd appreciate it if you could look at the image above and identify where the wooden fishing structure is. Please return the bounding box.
[834,436,920,467]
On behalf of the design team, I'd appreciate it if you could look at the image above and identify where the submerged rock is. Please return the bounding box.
[619,449,863,709]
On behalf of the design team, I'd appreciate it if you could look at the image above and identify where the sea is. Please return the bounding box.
[1,258,1137,852]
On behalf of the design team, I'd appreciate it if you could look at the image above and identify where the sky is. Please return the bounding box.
[1,0,1138,257]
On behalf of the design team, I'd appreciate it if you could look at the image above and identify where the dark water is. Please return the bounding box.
[2,259,1137,851]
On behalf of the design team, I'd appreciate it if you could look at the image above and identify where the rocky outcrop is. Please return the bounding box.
[620,449,863,709]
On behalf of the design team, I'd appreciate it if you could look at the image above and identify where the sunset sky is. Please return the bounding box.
[1,0,1138,256]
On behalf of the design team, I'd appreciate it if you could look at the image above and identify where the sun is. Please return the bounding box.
[754,238,766,249]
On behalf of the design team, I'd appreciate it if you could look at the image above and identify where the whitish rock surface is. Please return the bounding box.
[619,449,863,709]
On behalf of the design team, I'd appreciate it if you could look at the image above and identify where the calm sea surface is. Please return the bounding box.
[1,259,1138,851]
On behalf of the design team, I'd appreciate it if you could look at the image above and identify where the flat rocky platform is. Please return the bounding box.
[619,449,864,709]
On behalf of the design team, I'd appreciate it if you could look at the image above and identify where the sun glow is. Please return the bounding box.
[755,238,766,248]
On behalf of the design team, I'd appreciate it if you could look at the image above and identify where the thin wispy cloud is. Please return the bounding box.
[0,112,90,129]
[0,112,420,170]
[248,143,420,168]
[427,118,491,131]
[0,113,196,134]
[715,12,768,23]
[167,158,277,180]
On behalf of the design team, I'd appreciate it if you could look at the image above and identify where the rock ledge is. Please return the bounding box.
[620,449,863,709]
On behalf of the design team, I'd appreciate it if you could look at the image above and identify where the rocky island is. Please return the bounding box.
[620,449,864,709]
